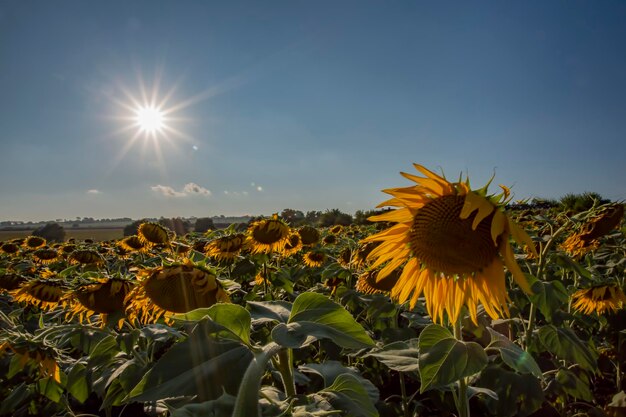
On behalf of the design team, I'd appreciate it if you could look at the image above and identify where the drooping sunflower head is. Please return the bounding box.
[64,277,134,327]
[126,261,230,324]
[356,268,402,295]
[1,242,21,255]
[363,164,536,325]
[0,338,61,383]
[561,203,624,258]
[322,234,338,246]
[246,214,291,254]
[303,250,327,268]
[337,247,352,267]
[330,225,344,234]
[10,279,67,311]
[138,222,174,246]
[24,236,46,250]
[281,233,303,257]
[571,284,626,315]
[352,241,380,269]
[298,226,321,246]
[118,235,147,253]
[69,249,104,266]
[0,272,27,292]
[205,233,246,261]
[32,248,60,264]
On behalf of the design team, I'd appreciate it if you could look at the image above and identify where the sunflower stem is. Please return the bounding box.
[453,317,470,417]
[399,372,410,417]
[275,348,297,397]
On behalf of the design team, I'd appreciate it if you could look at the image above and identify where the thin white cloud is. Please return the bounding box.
[86,189,102,194]
[183,182,211,196]
[151,182,211,198]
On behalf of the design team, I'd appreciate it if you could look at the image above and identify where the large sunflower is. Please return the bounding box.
[64,277,134,327]
[246,214,291,254]
[205,233,246,261]
[363,164,536,325]
[126,261,230,324]
[561,203,624,258]
[10,279,67,311]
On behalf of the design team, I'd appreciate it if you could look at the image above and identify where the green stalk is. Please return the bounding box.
[275,348,297,397]
[399,372,410,417]
[453,317,469,417]
[231,342,283,417]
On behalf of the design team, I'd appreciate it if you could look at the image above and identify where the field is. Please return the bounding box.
[0,228,124,242]
[1,193,625,417]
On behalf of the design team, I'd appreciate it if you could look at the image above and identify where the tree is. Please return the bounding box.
[280,208,305,225]
[33,223,66,243]
[319,209,353,227]
[194,217,215,233]
[559,192,609,213]
[123,219,145,237]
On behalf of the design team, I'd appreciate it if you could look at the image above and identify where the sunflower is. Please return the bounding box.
[352,241,380,269]
[64,277,134,327]
[571,285,626,315]
[118,235,146,253]
[562,203,624,258]
[0,273,26,292]
[171,241,192,256]
[125,261,230,324]
[363,163,536,325]
[59,243,77,257]
[1,242,21,255]
[69,249,104,265]
[337,247,352,267]
[23,236,46,249]
[303,251,327,268]
[322,234,338,245]
[281,233,303,257]
[330,225,343,234]
[32,248,60,264]
[246,214,291,254]
[298,226,321,246]
[10,279,67,311]
[356,268,402,295]
[138,222,174,246]
[205,233,246,261]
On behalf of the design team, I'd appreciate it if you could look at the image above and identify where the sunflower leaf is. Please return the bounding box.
[272,292,374,349]
[171,304,251,346]
[530,281,569,322]
[487,328,542,376]
[537,325,597,371]
[418,324,488,392]
[318,373,379,417]
[363,339,420,373]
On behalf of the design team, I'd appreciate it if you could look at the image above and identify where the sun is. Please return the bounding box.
[135,105,165,134]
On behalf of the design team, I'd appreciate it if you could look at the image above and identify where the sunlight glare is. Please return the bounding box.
[135,106,165,133]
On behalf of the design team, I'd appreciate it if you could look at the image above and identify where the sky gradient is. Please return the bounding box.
[1,1,625,221]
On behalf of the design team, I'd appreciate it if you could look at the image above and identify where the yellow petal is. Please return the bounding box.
[490,210,506,245]
[501,242,532,294]
[460,192,495,230]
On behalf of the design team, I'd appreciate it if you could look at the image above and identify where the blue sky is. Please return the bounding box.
[1,1,625,221]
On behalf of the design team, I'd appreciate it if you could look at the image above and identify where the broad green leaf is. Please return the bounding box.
[88,335,120,367]
[37,376,64,403]
[466,386,498,401]
[128,332,252,402]
[487,329,542,376]
[279,292,374,349]
[530,280,569,322]
[418,324,488,392]
[364,339,420,373]
[169,393,236,417]
[555,367,593,401]
[247,300,292,324]
[319,373,379,417]
[553,253,593,280]
[538,325,597,371]
[476,365,544,417]
[172,304,251,345]
[299,361,379,403]
[66,363,89,403]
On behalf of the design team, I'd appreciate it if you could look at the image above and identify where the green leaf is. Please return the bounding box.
[299,361,379,404]
[530,280,569,322]
[476,365,544,417]
[319,373,379,417]
[128,330,253,402]
[538,325,597,371]
[247,300,292,325]
[66,363,89,403]
[364,339,420,373]
[555,367,593,401]
[276,292,374,349]
[487,329,542,376]
[88,335,120,367]
[418,324,488,392]
[37,376,64,403]
[172,304,252,346]
[169,393,236,417]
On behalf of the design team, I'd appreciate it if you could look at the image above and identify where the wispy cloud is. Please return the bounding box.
[183,182,211,196]
[86,189,102,194]
[151,182,211,197]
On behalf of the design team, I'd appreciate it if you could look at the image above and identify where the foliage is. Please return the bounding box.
[32,222,66,242]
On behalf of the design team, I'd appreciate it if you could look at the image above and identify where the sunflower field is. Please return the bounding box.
[1,164,625,417]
